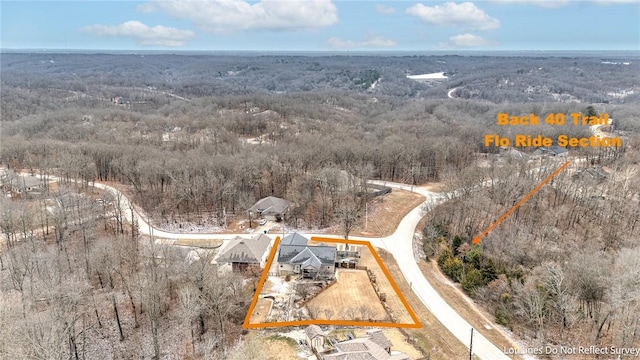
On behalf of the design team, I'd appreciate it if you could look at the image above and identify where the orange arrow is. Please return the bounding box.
[473,160,570,244]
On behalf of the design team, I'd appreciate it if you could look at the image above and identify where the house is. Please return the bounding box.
[305,325,326,353]
[499,147,528,160]
[215,234,273,272]
[320,329,408,360]
[249,196,290,221]
[572,166,609,182]
[278,244,336,279]
[365,330,392,353]
[535,145,568,157]
[8,174,42,194]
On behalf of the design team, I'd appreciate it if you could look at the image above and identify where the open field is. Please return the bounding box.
[307,269,387,321]
[328,189,425,238]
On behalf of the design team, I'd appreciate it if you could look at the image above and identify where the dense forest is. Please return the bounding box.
[1,52,639,358]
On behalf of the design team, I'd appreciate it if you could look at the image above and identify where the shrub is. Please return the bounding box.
[461,268,484,295]
[494,305,511,327]
[438,248,454,268]
[442,257,463,282]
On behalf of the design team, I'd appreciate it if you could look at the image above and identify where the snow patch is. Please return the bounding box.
[406,72,448,80]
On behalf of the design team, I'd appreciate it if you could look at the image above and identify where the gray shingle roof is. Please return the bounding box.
[249,196,290,216]
[217,234,271,264]
[304,324,324,340]
[10,175,41,189]
[365,330,392,350]
[281,232,309,246]
[278,245,336,265]
[328,338,389,360]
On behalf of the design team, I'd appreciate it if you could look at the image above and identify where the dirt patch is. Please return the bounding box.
[327,190,425,238]
[306,269,387,321]
[249,298,273,324]
[376,249,471,360]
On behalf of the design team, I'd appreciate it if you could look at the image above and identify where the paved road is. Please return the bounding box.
[366,181,512,360]
[26,174,514,360]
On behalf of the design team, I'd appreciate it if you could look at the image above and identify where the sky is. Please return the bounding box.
[1,0,639,51]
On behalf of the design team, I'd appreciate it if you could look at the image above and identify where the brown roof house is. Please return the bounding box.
[249,196,290,221]
[215,234,274,273]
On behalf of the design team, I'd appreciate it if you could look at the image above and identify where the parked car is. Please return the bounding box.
[259,218,267,226]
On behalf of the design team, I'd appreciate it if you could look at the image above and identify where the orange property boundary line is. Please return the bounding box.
[473,160,570,244]
[243,236,422,329]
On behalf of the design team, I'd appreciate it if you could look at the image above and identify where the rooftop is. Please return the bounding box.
[217,234,272,264]
[249,196,290,216]
[278,245,336,265]
[281,232,309,246]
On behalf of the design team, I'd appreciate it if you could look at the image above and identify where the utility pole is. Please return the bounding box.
[365,202,368,230]
[469,328,474,360]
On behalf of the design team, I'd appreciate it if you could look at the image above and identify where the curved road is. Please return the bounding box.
[31,174,512,360]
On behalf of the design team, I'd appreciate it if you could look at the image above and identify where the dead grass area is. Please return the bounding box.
[173,238,223,248]
[263,337,300,360]
[328,190,425,238]
[383,328,424,359]
[358,247,414,324]
[307,269,387,321]
[417,182,446,192]
[249,298,273,324]
[376,249,471,360]
[246,330,300,360]
[419,259,522,359]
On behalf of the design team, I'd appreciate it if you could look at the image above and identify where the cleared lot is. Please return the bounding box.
[307,269,387,321]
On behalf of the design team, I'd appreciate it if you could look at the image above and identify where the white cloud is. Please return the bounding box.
[448,33,490,47]
[139,0,338,33]
[406,2,500,30]
[327,35,396,49]
[82,21,194,47]
[375,4,396,14]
